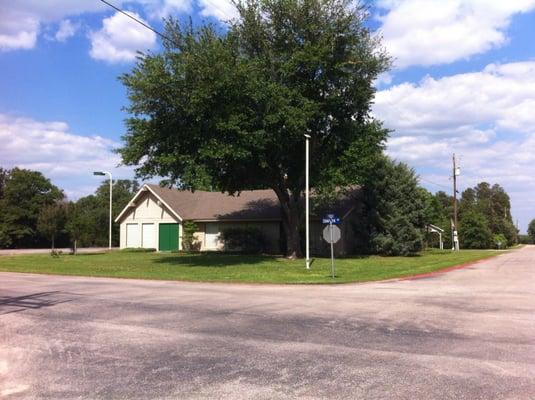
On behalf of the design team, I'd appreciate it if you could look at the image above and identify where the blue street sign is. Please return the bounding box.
[322,214,341,225]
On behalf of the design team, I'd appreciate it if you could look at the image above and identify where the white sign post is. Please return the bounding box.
[322,222,341,279]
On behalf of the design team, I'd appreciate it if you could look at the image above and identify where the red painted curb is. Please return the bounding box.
[396,258,490,281]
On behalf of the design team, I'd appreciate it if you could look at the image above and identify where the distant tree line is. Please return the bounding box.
[0,165,522,255]
[0,167,138,250]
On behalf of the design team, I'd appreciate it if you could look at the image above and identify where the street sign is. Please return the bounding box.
[323,225,341,243]
[322,214,340,225]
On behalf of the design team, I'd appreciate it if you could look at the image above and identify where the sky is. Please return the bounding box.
[1,0,534,232]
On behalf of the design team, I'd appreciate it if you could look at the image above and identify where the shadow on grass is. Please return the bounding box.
[153,253,282,268]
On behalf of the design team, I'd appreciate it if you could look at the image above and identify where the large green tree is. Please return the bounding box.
[0,168,64,248]
[118,0,390,257]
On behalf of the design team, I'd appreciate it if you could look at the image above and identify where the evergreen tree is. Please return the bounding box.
[358,157,425,256]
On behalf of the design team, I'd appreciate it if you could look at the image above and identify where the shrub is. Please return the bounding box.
[219,227,267,254]
[120,248,156,253]
[492,233,508,249]
[182,221,200,251]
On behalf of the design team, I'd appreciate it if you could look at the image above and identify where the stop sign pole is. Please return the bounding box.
[329,221,335,278]
[322,214,340,279]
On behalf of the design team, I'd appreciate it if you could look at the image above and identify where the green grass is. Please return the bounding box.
[0,249,504,284]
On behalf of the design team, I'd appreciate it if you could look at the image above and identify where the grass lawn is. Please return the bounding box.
[0,249,504,284]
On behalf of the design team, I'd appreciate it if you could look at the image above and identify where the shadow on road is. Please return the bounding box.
[0,291,71,315]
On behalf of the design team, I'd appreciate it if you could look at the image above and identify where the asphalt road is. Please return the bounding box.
[1,247,534,399]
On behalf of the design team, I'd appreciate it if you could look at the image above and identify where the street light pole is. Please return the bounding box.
[304,134,311,269]
[94,171,113,249]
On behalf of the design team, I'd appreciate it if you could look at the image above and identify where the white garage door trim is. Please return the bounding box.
[141,223,156,249]
[126,223,140,248]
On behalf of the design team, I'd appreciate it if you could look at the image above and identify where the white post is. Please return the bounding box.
[304,134,311,269]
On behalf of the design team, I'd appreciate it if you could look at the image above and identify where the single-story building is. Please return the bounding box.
[115,184,361,255]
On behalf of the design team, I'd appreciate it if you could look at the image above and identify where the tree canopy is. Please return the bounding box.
[118,0,390,257]
[0,168,64,248]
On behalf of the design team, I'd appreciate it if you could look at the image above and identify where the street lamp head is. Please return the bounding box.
[93,171,106,176]
[304,134,311,139]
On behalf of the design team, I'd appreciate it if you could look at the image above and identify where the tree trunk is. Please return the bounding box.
[51,236,55,250]
[273,187,303,258]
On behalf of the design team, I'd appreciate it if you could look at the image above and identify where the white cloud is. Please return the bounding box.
[374,61,535,232]
[198,0,239,21]
[0,0,106,51]
[89,11,157,63]
[0,113,134,200]
[377,0,535,68]
[374,61,535,137]
[144,0,193,19]
[54,19,79,42]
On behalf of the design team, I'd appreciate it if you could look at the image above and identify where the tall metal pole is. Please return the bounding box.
[304,134,311,269]
[93,171,113,249]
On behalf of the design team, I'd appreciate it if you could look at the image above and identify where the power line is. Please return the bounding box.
[419,177,451,190]
[98,0,176,45]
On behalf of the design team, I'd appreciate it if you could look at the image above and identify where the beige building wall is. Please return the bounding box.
[188,221,281,253]
[119,190,181,250]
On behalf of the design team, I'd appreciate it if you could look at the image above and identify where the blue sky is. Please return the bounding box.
[1,0,535,232]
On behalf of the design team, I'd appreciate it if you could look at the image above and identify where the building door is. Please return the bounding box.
[142,223,155,249]
[159,223,179,251]
[205,223,219,250]
[126,223,140,248]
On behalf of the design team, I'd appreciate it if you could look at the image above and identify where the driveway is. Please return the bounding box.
[1,247,534,399]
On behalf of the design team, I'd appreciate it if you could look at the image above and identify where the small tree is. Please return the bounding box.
[37,202,67,250]
[181,221,199,251]
[492,233,507,249]
[528,219,535,243]
[65,203,91,254]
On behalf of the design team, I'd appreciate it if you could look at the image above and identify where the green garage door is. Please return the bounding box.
[159,223,179,251]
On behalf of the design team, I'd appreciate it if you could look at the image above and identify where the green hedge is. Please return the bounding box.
[219,227,267,254]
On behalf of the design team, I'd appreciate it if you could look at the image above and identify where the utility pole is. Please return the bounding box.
[452,154,460,251]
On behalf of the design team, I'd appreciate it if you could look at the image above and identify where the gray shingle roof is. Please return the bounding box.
[144,184,360,222]
[147,184,281,221]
